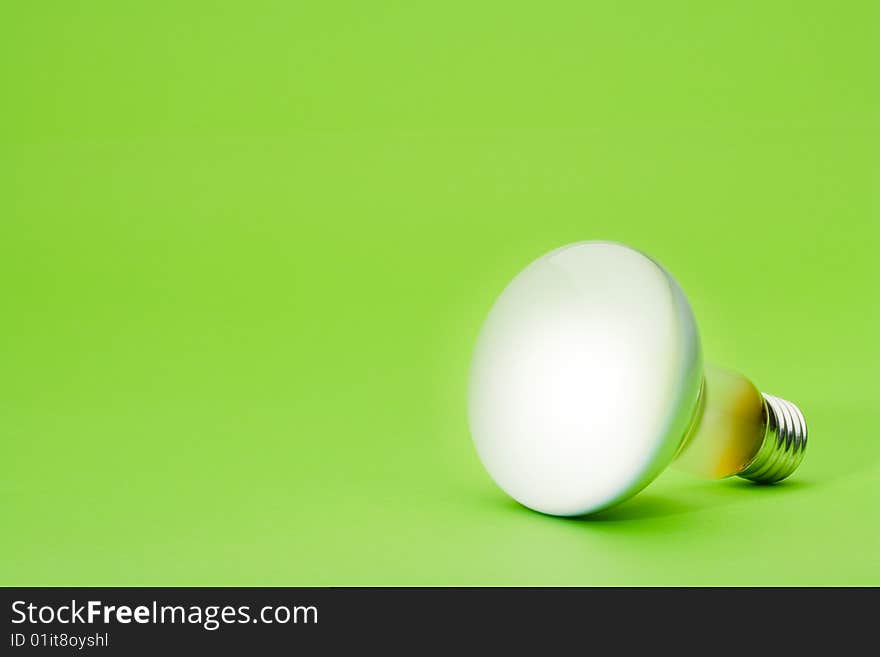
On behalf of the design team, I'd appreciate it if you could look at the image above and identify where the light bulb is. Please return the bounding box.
[468,241,807,516]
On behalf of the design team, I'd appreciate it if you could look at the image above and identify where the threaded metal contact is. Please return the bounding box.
[737,393,807,483]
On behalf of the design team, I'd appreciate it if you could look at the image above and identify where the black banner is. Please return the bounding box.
[1,587,873,654]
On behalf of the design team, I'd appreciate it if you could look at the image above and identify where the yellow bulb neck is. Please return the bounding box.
[673,365,807,482]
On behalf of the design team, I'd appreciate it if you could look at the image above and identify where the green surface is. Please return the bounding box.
[2,2,878,586]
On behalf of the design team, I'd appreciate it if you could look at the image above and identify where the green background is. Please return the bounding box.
[2,2,877,586]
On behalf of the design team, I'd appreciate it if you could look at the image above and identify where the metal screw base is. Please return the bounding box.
[737,394,807,483]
